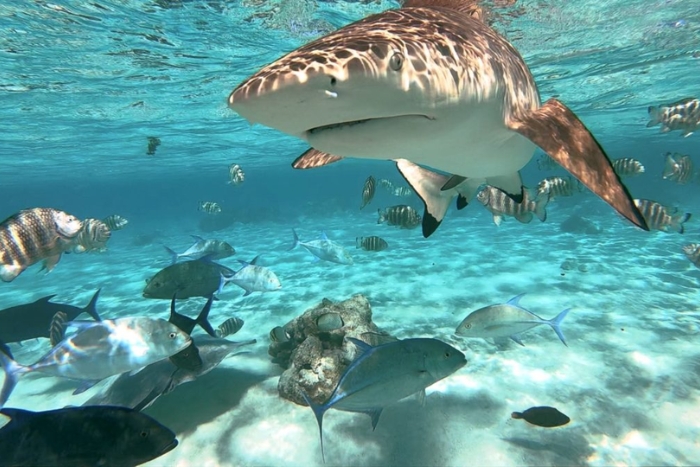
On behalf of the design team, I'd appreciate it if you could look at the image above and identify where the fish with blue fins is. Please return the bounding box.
[477,186,548,226]
[218,255,282,296]
[662,152,694,184]
[633,199,691,233]
[455,293,570,346]
[647,97,700,137]
[0,207,83,282]
[377,205,421,229]
[143,258,235,299]
[164,235,236,264]
[289,229,353,265]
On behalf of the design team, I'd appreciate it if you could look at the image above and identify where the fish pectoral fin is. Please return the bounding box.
[395,158,456,238]
[292,148,343,169]
[486,173,524,201]
[507,98,648,231]
[510,334,525,346]
[358,408,384,431]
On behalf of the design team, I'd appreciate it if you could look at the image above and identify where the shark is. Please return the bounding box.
[228,0,649,237]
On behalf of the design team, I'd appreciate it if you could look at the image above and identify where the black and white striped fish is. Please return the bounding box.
[682,244,700,268]
[216,317,245,338]
[360,176,376,210]
[611,158,645,178]
[228,164,245,185]
[199,201,222,215]
[477,186,548,226]
[647,98,700,137]
[633,199,690,233]
[49,311,68,347]
[393,186,414,197]
[101,214,128,231]
[377,205,421,229]
[72,218,111,254]
[662,152,694,184]
[356,236,388,251]
[537,176,581,200]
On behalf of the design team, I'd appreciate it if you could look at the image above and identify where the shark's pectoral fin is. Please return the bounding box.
[508,98,649,231]
[486,173,524,202]
[292,148,343,169]
[456,195,468,210]
[395,159,456,238]
[441,175,467,191]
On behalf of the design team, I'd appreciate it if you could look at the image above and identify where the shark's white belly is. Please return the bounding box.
[306,100,537,178]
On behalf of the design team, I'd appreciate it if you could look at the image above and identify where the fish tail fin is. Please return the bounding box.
[646,106,660,127]
[164,246,179,265]
[301,390,327,463]
[217,273,231,296]
[377,209,385,224]
[395,158,457,238]
[547,308,571,347]
[533,191,550,222]
[0,350,27,407]
[83,288,102,322]
[196,295,218,337]
[672,212,691,234]
[288,229,300,251]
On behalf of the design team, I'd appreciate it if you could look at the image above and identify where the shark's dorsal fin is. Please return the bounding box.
[292,148,343,170]
[401,0,484,19]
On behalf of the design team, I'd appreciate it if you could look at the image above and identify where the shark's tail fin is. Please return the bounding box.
[83,289,102,322]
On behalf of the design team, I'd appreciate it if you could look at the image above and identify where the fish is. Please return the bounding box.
[289,230,354,265]
[378,179,396,192]
[455,293,570,346]
[0,406,178,467]
[101,214,129,231]
[0,207,83,282]
[227,0,648,238]
[0,289,102,345]
[199,201,222,214]
[477,186,548,226]
[536,176,581,200]
[269,326,291,343]
[662,152,694,184]
[356,236,388,251]
[164,235,236,264]
[301,337,466,461]
[511,406,571,428]
[393,186,414,197]
[611,157,645,178]
[647,97,700,137]
[0,316,191,407]
[377,205,422,229]
[143,258,235,299]
[633,199,691,233]
[167,295,218,372]
[70,218,111,253]
[49,311,68,347]
[218,255,283,296]
[147,136,161,155]
[360,175,376,209]
[228,163,245,185]
[536,154,559,171]
[83,335,256,411]
[682,244,700,268]
[216,317,245,338]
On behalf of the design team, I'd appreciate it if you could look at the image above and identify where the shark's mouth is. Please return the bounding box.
[307,115,433,135]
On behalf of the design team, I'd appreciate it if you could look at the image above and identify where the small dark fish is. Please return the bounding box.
[662,152,694,184]
[356,236,388,251]
[682,243,700,268]
[511,406,570,428]
[269,326,291,343]
[49,311,68,347]
[216,317,245,338]
[360,176,376,209]
[228,163,245,185]
[143,259,235,300]
[611,158,645,178]
[378,205,421,229]
[147,136,161,155]
[633,199,690,233]
[71,218,111,253]
[0,208,83,282]
[0,406,178,466]
[199,201,222,214]
[647,97,700,137]
[101,214,128,231]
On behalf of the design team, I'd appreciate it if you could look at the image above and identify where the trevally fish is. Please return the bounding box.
[647,97,700,137]
[0,316,191,407]
[84,335,256,411]
[0,207,83,282]
[218,255,282,296]
[611,157,645,178]
[164,235,236,264]
[0,406,178,467]
[0,289,102,345]
[289,230,353,265]
[143,258,235,299]
[360,175,376,210]
[455,293,570,346]
[477,186,548,226]
[633,199,691,233]
[662,152,694,184]
[301,337,466,461]
[228,0,648,238]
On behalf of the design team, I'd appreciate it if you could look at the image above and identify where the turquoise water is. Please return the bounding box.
[2,0,700,465]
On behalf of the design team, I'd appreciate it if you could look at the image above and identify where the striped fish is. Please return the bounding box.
[393,186,414,197]
[72,218,111,254]
[537,176,581,200]
[356,236,388,251]
[633,199,690,233]
[0,208,82,282]
[377,205,421,229]
[647,98,700,137]
[360,176,376,210]
[662,152,694,184]
[215,317,244,338]
[228,164,245,185]
[612,158,645,178]
[199,201,221,215]
[682,244,700,268]
[49,311,68,347]
[101,214,128,231]
[477,186,548,226]
[377,179,396,193]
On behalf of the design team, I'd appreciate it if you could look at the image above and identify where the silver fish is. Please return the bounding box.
[537,176,581,200]
[356,236,388,251]
[0,317,191,407]
[216,317,245,338]
[289,230,353,265]
[611,158,645,178]
[71,218,111,254]
[360,176,376,210]
[164,235,236,264]
[199,201,221,215]
[377,205,421,229]
[101,214,129,231]
[662,152,694,184]
[647,97,700,137]
[633,199,691,233]
[228,163,245,185]
[682,244,700,268]
[455,293,570,346]
[0,208,82,282]
[477,186,548,226]
[218,255,283,296]
[301,337,466,461]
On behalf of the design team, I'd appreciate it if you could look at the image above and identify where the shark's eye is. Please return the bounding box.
[389,52,404,71]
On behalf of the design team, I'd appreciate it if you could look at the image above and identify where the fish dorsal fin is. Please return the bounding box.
[35,294,58,304]
[506,293,527,307]
[190,235,205,242]
[401,0,484,19]
[249,255,262,266]
[320,232,329,241]
[347,337,373,354]
[292,148,343,170]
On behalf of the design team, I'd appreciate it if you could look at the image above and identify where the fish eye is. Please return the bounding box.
[445,351,451,357]
[140,431,149,438]
[465,323,472,329]
[169,332,177,339]
[389,52,404,71]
